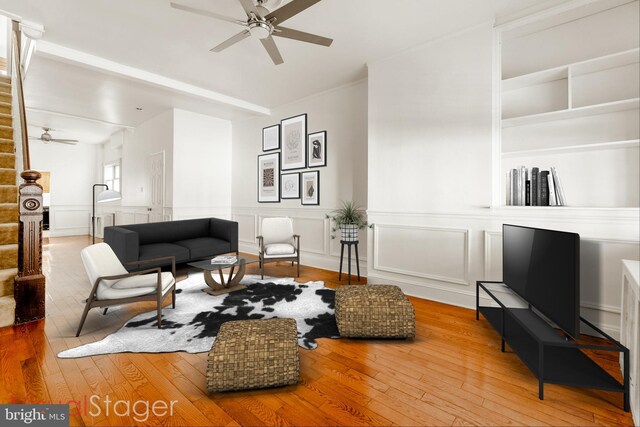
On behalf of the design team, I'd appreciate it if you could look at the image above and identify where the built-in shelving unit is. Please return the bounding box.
[494,0,640,209]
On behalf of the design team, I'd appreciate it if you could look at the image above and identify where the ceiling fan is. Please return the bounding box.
[170,0,333,65]
[29,127,78,145]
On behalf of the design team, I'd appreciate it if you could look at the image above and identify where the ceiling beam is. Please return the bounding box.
[35,41,271,116]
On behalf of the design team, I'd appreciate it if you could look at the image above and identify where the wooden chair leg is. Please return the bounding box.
[157,294,162,329]
[261,258,265,279]
[103,308,108,315]
[172,287,176,309]
[297,259,300,277]
[76,301,93,337]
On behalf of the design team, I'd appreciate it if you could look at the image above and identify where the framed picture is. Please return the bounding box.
[258,153,280,203]
[262,124,280,151]
[281,173,300,199]
[281,113,307,170]
[307,131,327,168]
[301,170,319,205]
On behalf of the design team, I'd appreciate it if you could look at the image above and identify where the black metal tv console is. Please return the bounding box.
[476,281,630,411]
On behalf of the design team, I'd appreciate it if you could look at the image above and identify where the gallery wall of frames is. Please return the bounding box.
[258,113,327,206]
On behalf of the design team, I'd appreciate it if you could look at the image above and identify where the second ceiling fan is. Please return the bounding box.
[171,0,333,65]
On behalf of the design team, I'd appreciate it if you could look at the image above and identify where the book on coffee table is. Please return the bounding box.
[210,255,238,265]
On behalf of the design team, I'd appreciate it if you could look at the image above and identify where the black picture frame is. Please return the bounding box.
[307,130,327,168]
[262,124,280,151]
[301,170,320,205]
[281,172,301,199]
[280,113,307,170]
[257,152,280,203]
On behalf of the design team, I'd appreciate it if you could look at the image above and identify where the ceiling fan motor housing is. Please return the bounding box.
[249,19,272,39]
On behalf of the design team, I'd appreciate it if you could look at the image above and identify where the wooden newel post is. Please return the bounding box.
[14,170,46,324]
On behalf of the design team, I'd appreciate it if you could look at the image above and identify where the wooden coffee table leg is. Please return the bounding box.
[202,259,247,296]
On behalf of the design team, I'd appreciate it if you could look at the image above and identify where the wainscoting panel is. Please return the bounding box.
[291,217,326,255]
[483,230,502,281]
[234,214,257,244]
[50,206,91,237]
[373,224,470,285]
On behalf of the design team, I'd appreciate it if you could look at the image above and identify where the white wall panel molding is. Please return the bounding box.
[233,213,258,244]
[483,230,503,281]
[372,224,470,286]
[49,206,91,237]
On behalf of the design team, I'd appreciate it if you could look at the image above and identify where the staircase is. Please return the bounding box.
[0,75,18,328]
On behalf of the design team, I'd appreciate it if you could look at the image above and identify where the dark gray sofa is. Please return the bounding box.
[104,217,238,268]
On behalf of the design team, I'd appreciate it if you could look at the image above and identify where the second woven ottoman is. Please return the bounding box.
[207,318,299,393]
[335,285,415,338]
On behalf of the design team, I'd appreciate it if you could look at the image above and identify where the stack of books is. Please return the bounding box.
[210,255,238,265]
[506,166,566,206]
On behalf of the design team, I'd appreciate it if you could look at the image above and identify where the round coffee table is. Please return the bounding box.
[188,257,261,296]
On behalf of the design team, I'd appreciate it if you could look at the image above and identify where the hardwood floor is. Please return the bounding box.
[0,235,633,426]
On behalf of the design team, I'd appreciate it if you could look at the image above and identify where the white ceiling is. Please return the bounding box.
[0,0,562,144]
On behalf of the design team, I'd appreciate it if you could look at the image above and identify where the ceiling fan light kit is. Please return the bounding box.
[171,0,332,65]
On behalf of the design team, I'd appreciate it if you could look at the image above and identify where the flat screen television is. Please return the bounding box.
[503,224,580,338]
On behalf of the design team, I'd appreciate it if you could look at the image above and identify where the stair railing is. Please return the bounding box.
[9,19,45,325]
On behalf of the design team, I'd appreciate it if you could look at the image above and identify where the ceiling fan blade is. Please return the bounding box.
[50,139,78,144]
[170,2,246,26]
[265,0,321,25]
[28,136,41,140]
[237,0,260,18]
[210,30,251,52]
[260,36,284,65]
[273,26,332,46]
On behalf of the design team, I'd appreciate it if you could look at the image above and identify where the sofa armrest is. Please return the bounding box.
[209,218,239,253]
[104,226,140,265]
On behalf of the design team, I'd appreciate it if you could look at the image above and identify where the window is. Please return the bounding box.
[104,161,121,192]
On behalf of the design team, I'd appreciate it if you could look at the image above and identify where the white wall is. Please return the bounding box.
[366,21,639,338]
[30,140,99,236]
[231,80,368,273]
[172,108,232,220]
[123,109,174,208]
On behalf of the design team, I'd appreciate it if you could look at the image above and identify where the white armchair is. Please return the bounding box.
[76,243,176,336]
[257,217,300,279]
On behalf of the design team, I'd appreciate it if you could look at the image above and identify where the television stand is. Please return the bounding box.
[476,281,630,411]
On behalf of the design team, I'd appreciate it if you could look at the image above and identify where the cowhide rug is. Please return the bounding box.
[58,274,338,358]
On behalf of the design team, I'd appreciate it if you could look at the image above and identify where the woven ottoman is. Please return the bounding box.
[335,285,415,338]
[207,318,299,393]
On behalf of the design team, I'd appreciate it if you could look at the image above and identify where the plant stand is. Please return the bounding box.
[339,240,360,285]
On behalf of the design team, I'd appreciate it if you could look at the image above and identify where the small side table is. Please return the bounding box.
[339,240,360,285]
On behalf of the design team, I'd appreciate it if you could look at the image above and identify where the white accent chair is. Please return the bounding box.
[76,243,176,337]
[257,217,300,279]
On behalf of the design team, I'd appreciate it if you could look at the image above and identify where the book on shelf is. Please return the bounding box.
[540,171,550,206]
[506,171,512,206]
[505,166,566,207]
[210,255,237,265]
[531,168,539,206]
[547,170,558,206]
[551,167,567,206]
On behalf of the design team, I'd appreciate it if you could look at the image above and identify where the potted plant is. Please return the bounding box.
[327,201,367,242]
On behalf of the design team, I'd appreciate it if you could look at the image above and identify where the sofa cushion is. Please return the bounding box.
[175,237,231,260]
[139,243,190,263]
[123,219,210,245]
